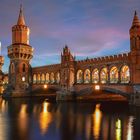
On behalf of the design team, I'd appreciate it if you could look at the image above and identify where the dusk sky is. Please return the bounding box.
[0,0,140,72]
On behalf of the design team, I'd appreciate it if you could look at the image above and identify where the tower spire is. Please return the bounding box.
[132,10,140,26]
[17,4,25,25]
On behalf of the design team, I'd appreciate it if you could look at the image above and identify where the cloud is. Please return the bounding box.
[0,0,140,72]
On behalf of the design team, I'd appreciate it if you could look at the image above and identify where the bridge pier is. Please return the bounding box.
[129,85,140,106]
[56,89,75,101]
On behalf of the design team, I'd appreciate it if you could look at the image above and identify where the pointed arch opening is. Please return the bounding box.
[100,67,108,84]
[84,69,91,83]
[41,73,45,83]
[121,65,130,83]
[50,72,55,83]
[22,63,26,72]
[33,74,37,83]
[11,63,15,74]
[110,66,118,83]
[92,69,99,83]
[77,70,83,83]
[37,74,41,83]
[45,73,50,83]
[56,72,60,84]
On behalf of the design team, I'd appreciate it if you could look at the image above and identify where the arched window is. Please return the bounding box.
[45,73,50,83]
[110,66,118,83]
[100,67,108,84]
[50,72,55,83]
[84,69,91,83]
[11,63,15,73]
[22,63,26,72]
[121,65,130,83]
[77,70,83,83]
[33,74,37,83]
[92,69,99,83]
[56,72,60,84]
[41,73,45,83]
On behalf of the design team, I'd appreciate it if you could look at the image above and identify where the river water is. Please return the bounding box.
[0,98,140,140]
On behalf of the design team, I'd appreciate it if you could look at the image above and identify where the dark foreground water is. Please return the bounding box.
[0,98,140,140]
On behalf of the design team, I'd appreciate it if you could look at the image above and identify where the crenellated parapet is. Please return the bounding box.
[76,52,130,66]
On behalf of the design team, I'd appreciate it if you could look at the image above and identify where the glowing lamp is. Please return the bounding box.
[95,85,100,90]
[22,76,25,82]
[44,84,47,89]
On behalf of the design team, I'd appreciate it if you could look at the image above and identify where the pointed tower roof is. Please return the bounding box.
[132,11,140,26]
[17,4,25,25]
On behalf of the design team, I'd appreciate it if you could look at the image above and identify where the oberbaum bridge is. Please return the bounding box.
[0,6,140,105]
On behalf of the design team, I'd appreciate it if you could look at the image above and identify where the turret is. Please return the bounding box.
[60,45,75,91]
[61,45,75,64]
[4,5,34,97]
[130,11,140,84]
[130,11,140,51]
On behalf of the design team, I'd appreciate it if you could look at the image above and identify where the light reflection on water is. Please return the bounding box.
[39,102,52,135]
[93,104,102,140]
[0,98,139,140]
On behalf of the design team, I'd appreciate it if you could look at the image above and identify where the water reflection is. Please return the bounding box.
[39,102,52,135]
[0,99,139,140]
[18,104,28,134]
[127,116,134,140]
[116,119,122,140]
[0,99,8,140]
[93,104,102,140]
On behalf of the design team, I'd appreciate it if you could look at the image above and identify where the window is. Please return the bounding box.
[23,63,26,72]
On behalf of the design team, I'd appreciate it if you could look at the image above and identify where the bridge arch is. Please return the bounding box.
[120,65,130,83]
[84,69,91,83]
[77,70,83,83]
[92,68,99,83]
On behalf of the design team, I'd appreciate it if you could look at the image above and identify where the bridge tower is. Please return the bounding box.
[4,5,34,97]
[60,45,75,91]
[130,11,140,84]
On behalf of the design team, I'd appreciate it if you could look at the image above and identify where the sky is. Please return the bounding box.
[0,0,140,72]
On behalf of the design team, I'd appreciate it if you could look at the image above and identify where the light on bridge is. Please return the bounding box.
[95,85,100,90]
[44,84,47,89]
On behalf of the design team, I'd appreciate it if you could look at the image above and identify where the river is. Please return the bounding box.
[0,98,140,140]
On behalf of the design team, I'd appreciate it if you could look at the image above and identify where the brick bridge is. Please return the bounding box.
[31,12,140,100]
[2,7,140,104]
